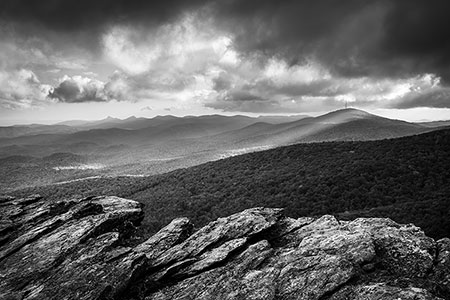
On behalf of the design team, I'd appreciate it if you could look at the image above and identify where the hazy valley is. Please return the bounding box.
[0,108,442,192]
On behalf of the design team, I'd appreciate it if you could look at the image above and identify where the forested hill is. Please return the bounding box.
[12,129,450,239]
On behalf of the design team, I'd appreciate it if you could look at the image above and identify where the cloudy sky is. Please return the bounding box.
[1,0,450,124]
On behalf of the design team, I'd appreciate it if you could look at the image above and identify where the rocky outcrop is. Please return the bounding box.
[0,195,145,300]
[0,195,449,300]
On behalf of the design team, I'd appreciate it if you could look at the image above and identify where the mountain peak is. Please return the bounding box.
[317,108,375,121]
[330,107,371,115]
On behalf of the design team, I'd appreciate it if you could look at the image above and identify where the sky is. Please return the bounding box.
[1,0,450,124]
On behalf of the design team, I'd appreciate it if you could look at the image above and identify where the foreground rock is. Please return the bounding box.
[0,195,145,300]
[0,195,449,300]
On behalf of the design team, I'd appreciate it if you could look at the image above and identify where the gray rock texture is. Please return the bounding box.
[0,195,448,300]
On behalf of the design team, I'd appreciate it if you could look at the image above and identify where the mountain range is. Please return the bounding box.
[0,108,446,191]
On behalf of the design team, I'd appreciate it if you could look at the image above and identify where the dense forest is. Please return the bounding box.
[11,129,450,239]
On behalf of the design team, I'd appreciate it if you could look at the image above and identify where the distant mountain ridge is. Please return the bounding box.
[0,108,446,191]
[0,109,441,143]
[0,124,77,138]
[0,114,309,138]
[0,108,434,145]
[212,108,429,147]
[418,120,450,128]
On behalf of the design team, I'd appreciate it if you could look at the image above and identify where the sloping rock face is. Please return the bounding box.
[0,195,145,300]
[1,195,449,300]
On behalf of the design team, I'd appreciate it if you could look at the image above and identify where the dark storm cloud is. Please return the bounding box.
[48,76,106,103]
[395,88,450,109]
[379,1,450,82]
[211,0,368,58]
[212,72,233,92]
[209,0,450,83]
[49,80,80,102]
[0,0,210,32]
[3,0,450,83]
[224,90,264,102]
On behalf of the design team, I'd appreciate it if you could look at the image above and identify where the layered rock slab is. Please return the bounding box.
[1,194,449,300]
[0,195,144,300]
[142,214,446,300]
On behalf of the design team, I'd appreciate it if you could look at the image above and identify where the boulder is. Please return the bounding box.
[0,195,143,300]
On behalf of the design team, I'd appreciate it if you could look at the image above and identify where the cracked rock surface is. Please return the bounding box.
[0,195,449,300]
